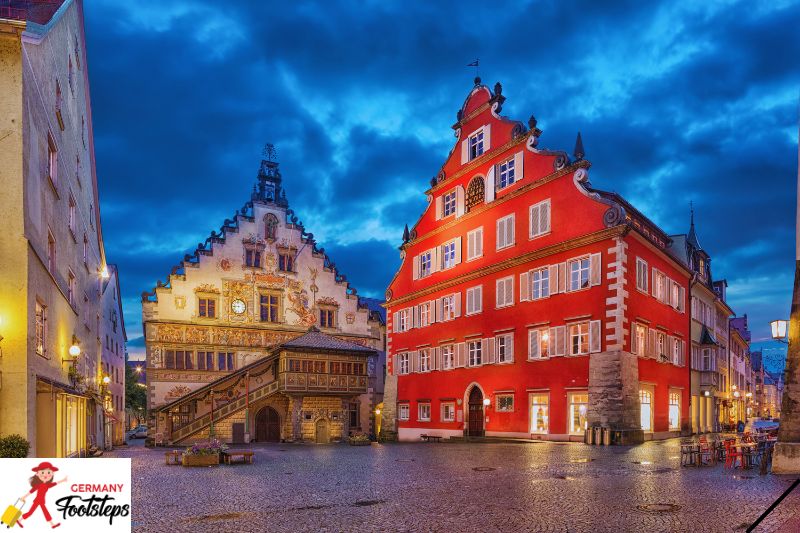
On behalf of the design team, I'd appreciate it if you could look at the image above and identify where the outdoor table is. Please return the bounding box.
[735,443,758,469]
[680,443,698,466]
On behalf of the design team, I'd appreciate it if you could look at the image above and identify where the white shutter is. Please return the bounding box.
[652,268,659,298]
[429,300,437,323]
[467,231,475,260]
[466,288,474,315]
[392,312,400,333]
[475,286,482,313]
[589,320,601,353]
[431,347,439,371]
[558,262,567,293]
[540,200,550,234]
[631,324,638,354]
[507,335,514,362]
[455,185,465,218]
[553,326,566,356]
[506,215,514,246]
[514,150,524,182]
[436,298,444,321]
[496,218,503,249]
[678,286,686,313]
[461,139,469,164]
[549,265,559,294]
[506,276,514,305]
[590,253,602,286]
[409,351,417,373]
[648,330,656,358]
[412,255,420,281]
[486,167,496,202]
[456,343,465,367]
[475,227,483,257]
[454,237,462,264]
[392,354,398,376]
[436,196,443,220]
[681,341,687,366]
[432,246,441,273]
[454,292,462,317]
[483,124,491,151]
[520,272,530,301]
[528,329,539,359]
[483,338,493,364]
[530,204,540,238]
[496,278,504,308]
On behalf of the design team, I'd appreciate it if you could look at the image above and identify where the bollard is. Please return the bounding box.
[594,427,602,446]
[602,427,611,446]
[584,428,592,445]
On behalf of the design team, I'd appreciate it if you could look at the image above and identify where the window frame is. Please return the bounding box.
[496,333,513,364]
[568,257,591,291]
[441,344,454,370]
[532,267,550,300]
[197,296,217,319]
[419,348,431,373]
[636,258,648,293]
[568,392,589,435]
[467,340,482,367]
[495,276,514,309]
[398,403,410,421]
[466,285,482,316]
[496,394,514,412]
[530,393,549,434]
[441,402,456,422]
[442,240,457,270]
[468,129,484,160]
[497,156,516,190]
[496,214,515,250]
[418,402,431,422]
[443,190,457,217]
[569,322,589,356]
[259,291,281,323]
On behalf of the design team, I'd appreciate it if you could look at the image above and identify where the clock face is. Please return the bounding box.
[231,299,246,315]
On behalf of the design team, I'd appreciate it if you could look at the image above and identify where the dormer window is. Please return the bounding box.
[468,129,484,160]
[443,191,457,217]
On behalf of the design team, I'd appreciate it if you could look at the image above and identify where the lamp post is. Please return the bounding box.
[772,120,800,473]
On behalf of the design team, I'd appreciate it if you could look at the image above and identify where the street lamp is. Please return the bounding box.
[135,366,142,374]
[771,319,789,344]
[482,398,491,407]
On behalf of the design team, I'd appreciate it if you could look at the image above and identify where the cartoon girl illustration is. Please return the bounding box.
[16,461,67,529]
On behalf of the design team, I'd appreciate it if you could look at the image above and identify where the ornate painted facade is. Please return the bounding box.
[142,156,386,444]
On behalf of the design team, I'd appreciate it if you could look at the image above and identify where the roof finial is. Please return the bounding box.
[687,200,702,250]
[263,143,276,162]
[402,224,410,244]
[573,132,585,160]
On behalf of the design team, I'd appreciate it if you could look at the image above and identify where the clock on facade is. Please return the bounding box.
[231,299,246,315]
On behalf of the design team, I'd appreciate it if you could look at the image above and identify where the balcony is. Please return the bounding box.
[281,372,367,394]
[699,372,719,387]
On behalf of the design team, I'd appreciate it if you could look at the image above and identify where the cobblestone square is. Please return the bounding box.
[115,439,800,533]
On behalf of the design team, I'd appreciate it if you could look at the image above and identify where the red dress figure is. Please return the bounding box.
[16,462,67,529]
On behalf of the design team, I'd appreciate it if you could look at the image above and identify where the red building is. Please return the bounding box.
[385,79,691,443]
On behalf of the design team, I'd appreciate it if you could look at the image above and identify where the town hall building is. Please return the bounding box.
[142,155,386,445]
[385,79,692,443]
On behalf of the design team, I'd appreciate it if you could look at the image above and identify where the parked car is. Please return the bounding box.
[128,425,148,439]
[744,418,779,435]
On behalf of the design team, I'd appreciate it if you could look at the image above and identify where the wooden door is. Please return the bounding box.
[255,407,280,442]
[468,388,484,437]
[232,423,245,444]
[315,419,330,443]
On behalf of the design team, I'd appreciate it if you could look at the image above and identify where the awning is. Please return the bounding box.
[699,326,718,346]
[105,412,121,424]
[36,375,89,398]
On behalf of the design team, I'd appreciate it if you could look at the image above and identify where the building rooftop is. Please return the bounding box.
[1,0,65,25]
[281,326,377,354]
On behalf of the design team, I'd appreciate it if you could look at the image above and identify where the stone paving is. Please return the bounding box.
[112,438,800,533]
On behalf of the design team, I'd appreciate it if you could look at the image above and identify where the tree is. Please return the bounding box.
[125,366,146,425]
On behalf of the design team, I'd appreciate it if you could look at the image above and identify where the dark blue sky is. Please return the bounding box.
[85,1,799,371]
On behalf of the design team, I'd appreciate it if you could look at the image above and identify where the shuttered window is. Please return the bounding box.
[443,191,457,217]
[496,333,514,363]
[529,199,551,238]
[441,345,454,370]
[496,214,515,250]
[467,227,483,260]
[496,276,514,308]
[528,328,550,359]
[532,267,549,300]
[467,340,482,366]
[466,285,482,315]
[636,258,648,292]
[497,156,516,189]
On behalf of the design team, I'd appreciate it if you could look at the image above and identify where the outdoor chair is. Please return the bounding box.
[680,439,697,467]
[723,439,742,469]
[698,436,714,465]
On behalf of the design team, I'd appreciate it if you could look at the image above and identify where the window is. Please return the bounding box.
[47,132,57,186]
[218,352,234,371]
[419,302,431,327]
[569,257,590,291]
[532,268,549,300]
[47,231,56,273]
[528,328,549,359]
[496,276,513,308]
[443,191,457,217]
[526,394,550,434]
[67,270,75,306]
[399,404,410,421]
[656,331,667,359]
[633,323,647,356]
[701,348,713,371]
[419,349,431,372]
[466,285,482,315]
[399,353,410,375]
[497,157,515,189]
[349,402,360,429]
[569,322,589,355]
[568,393,589,435]
[35,302,46,357]
[173,351,193,370]
[419,251,432,278]
[320,308,336,328]
[672,338,683,366]
[468,129,484,160]
[529,199,551,238]
[669,392,681,430]
[467,227,483,260]
[264,213,279,240]
[198,298,216,318]
[496,214,515,250]
[467,340,482,366]
[68,195,76,235]
[82,234,88,264]
[496,333,513,363]
[442,241,456,269]
[260,292,280,322]
[278,252,294,272]
[497,394,514,412]
[418,403,431,422]
[398,308,410,331]
[442,402,455,422]
[640,389,653,432]
[197,351,214,370]
[441,295,456,321]
[441,345,454,370]
[636,258,648,293]
[245,248,261,268]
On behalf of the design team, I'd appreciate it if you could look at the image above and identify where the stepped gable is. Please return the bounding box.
[282,326,377,353]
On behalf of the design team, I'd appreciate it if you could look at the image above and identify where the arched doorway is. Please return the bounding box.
[255,406,281,442]
[315,419,330,444]
[468,387,484,437]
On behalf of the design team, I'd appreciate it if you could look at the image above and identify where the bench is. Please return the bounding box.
[223,450,255,464]
[165,450,182,465]
[420,434,442,443]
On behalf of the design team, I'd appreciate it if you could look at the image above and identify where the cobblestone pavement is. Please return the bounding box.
[112,439,800,533]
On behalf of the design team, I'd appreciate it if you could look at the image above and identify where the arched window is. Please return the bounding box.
[465,176,485,212]
[264,213,279,241]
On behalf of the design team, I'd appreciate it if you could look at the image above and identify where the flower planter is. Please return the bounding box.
[348,439,372,446]
[182,453,220,466]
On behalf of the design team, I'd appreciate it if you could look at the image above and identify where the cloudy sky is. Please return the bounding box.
[84,0,799,371]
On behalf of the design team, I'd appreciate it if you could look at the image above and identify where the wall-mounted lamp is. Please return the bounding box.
[375,408,381,416]
[733,390,740,398]
[100,266,110,279]
[482,398,491,407]
[703,390,710,397]
[770,319,789,344]
[64,335,80,362]
[102,375,111,385]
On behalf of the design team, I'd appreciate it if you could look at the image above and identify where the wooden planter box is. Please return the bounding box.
[182,453,220,466]
[349,439,372,446]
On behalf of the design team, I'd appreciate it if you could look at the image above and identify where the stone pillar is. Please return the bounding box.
[588,350,643,444]
[286,396,302,442]
[773,260,800,472]
[381,374,398,440]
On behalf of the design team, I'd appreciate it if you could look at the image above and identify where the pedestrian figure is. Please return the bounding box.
[16,461,67,529]
[737,420,745,433]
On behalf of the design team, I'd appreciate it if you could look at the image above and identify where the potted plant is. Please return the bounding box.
[348,433,371,446]
[181,439,227,466]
